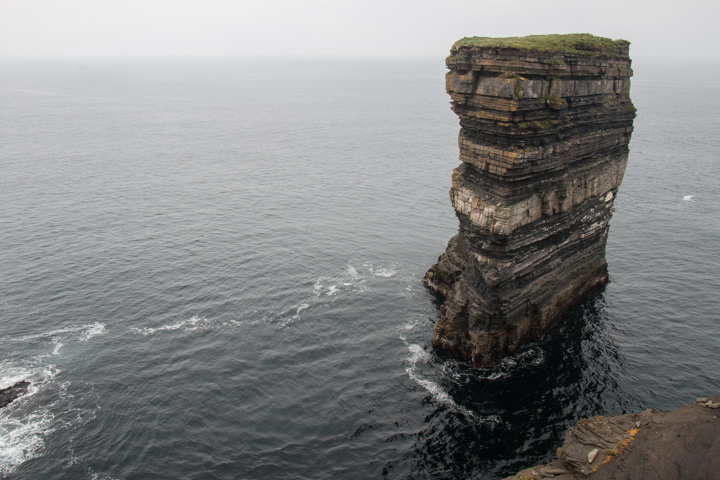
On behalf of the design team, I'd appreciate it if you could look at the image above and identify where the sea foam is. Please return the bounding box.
[130,315,210,336]
[0,362,60,476]
[12,322,107,344]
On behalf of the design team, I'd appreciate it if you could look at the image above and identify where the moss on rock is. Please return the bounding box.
[452,33,629,57]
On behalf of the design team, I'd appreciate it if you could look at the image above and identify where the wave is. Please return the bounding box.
[371,267,396,277]
[311,260,401,299]
[344,265,360,281]
[0,319,107,476]
[403,342,480,419]
[131,260,411,334]
[0,362,60,476]
[399,316,479,419]
[0,408,55,476]
[79,323,107,342]
[313,279,324,297]
[10,322,107,344]
[399,318,509,423]
[361,261,398,278]
[405,343,447,402]
[281,260,393,327]
[129,315,211,336]
[481,347,546,380]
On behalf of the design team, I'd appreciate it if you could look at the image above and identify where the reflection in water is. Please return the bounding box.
[388,291,638,479]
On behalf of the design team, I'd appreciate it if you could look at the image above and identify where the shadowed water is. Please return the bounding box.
[0,57,719,479]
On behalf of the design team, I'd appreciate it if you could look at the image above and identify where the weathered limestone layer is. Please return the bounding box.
[424,34,635,366]
[505,395,720,480]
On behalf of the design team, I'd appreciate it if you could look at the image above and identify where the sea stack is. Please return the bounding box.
[424,34,635,367]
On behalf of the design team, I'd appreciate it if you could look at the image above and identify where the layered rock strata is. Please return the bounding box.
[424,34,635,366]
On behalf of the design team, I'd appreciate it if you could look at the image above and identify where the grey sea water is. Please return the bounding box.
[1,57,719,479]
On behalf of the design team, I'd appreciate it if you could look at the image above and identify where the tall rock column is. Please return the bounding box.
[424,34,635,367]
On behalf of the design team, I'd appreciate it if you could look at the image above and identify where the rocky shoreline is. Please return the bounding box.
[505,395,720,480]
[0,380,30,409]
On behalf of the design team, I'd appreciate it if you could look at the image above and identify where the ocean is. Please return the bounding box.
[1,57,719,479]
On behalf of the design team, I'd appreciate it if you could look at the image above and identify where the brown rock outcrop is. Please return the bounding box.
[505,395,720,480]
[424,34,636,366]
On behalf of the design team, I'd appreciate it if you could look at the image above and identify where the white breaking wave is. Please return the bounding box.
[482,347,545,380]
[0,372,98,477]
[683,194,694,201]
[278,303,312,328]
[283,259,404,329]
[12,322,107,344]
[0,409,55,476]
[1,366,33,391]
[313,279,324,297]
[487,371,508,381]
[130,315,210,336]
[361,261,398,278]
[0,363,60,476]
[344,265,359,281]
[0,363,59,401]
[295,304,309,316]
[79,323,107,342]
[404,343,478,419]
[311,260,399,301]
[372,267,396,277]
[399,319,498,421]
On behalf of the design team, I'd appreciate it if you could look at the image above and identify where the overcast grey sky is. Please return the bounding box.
[1,0,716,60]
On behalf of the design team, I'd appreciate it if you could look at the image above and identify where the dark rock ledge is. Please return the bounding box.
[505,395,720,480]
[0,380,30,409]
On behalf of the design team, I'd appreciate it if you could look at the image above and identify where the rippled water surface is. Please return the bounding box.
[1,58,719,479]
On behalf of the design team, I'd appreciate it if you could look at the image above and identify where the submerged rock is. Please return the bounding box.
[0,380,30,409]
[424,34,635,366]
[505,394,720,479]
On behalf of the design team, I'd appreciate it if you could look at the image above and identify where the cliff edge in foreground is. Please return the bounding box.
[424,34,636,366]
[505,395,720,480]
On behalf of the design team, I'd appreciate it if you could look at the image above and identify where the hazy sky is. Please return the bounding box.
[1,0,717,60]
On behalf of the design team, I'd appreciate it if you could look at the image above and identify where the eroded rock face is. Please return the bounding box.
[505,395,720,480]
[424,35,635,366]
